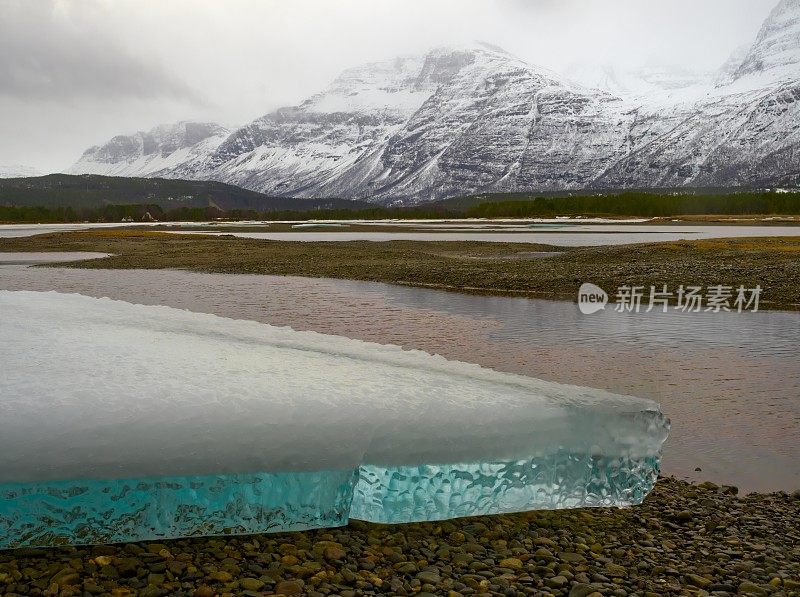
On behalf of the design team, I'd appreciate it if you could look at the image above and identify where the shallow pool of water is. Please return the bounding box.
[0,264,796,493]
[169,224,800,246]
[0,252,109,264]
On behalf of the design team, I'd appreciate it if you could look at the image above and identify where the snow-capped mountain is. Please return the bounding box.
[0,163,42,178]
[70,0,800,203]
[733,0,800,83]
[71,121,229,178]
[194,44,637,202]
[595,82,800,189]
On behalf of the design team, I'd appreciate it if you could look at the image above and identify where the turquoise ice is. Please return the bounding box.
[0,291,669,548]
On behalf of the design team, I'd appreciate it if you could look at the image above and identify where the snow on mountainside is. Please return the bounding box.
[596,83,800,189]
[70,1,800,203]
[69,121,229,177]
[0,164,42,178]
[565,62,710,97]
[716,45,752,86]
[733,0,800,83]
[70,44,637,201]
[191,44,636,202]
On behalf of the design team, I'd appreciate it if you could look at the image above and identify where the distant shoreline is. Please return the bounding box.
[1,174,799,225]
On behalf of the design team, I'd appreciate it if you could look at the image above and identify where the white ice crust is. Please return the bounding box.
[0,291,666,483]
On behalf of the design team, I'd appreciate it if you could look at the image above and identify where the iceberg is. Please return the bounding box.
[0,290,669,547]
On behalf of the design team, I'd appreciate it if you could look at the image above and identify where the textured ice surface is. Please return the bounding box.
[0,291,669,547]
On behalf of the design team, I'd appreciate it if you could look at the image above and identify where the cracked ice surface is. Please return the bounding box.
[0,291,669,547]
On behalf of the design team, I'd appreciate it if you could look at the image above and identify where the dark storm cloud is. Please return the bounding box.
[0,1,198,102]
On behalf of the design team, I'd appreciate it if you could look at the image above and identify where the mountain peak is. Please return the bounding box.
[733,0,800,82]
[296,43,534,119]
[423,41,510,57]
[70,120,228,177]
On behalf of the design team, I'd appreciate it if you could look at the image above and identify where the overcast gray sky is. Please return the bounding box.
[0,0,777,173]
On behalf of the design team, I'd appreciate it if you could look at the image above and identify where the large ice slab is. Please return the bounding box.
[0,291,669,547]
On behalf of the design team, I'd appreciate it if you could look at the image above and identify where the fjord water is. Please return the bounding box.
[1,291,667,547]
[0,264,797,493]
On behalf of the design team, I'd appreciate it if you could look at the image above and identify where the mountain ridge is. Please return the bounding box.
[68,1,800,204]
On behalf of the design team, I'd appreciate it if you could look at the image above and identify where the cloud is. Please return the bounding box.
[0,0,780,172]
[0,0,198,103]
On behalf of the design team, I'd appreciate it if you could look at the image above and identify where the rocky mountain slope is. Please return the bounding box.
[733,0,800,82]
[72,121,229,178]
[69,0,800,203]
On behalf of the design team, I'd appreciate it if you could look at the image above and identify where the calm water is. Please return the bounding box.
[171,224,800,246]
[1,260,797,493]
[0,223,144,238]
[0,252,109,264]
[0,222,246,238]
[2,221,799,247]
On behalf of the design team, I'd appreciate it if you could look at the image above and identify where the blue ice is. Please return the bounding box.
[0,291,669,547]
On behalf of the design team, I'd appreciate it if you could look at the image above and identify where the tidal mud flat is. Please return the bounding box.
[0,479,798,597]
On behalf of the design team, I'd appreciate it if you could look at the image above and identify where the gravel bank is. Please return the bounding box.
[1,478,798,596]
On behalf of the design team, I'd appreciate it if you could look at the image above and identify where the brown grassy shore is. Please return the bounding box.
[1,230,799,310]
